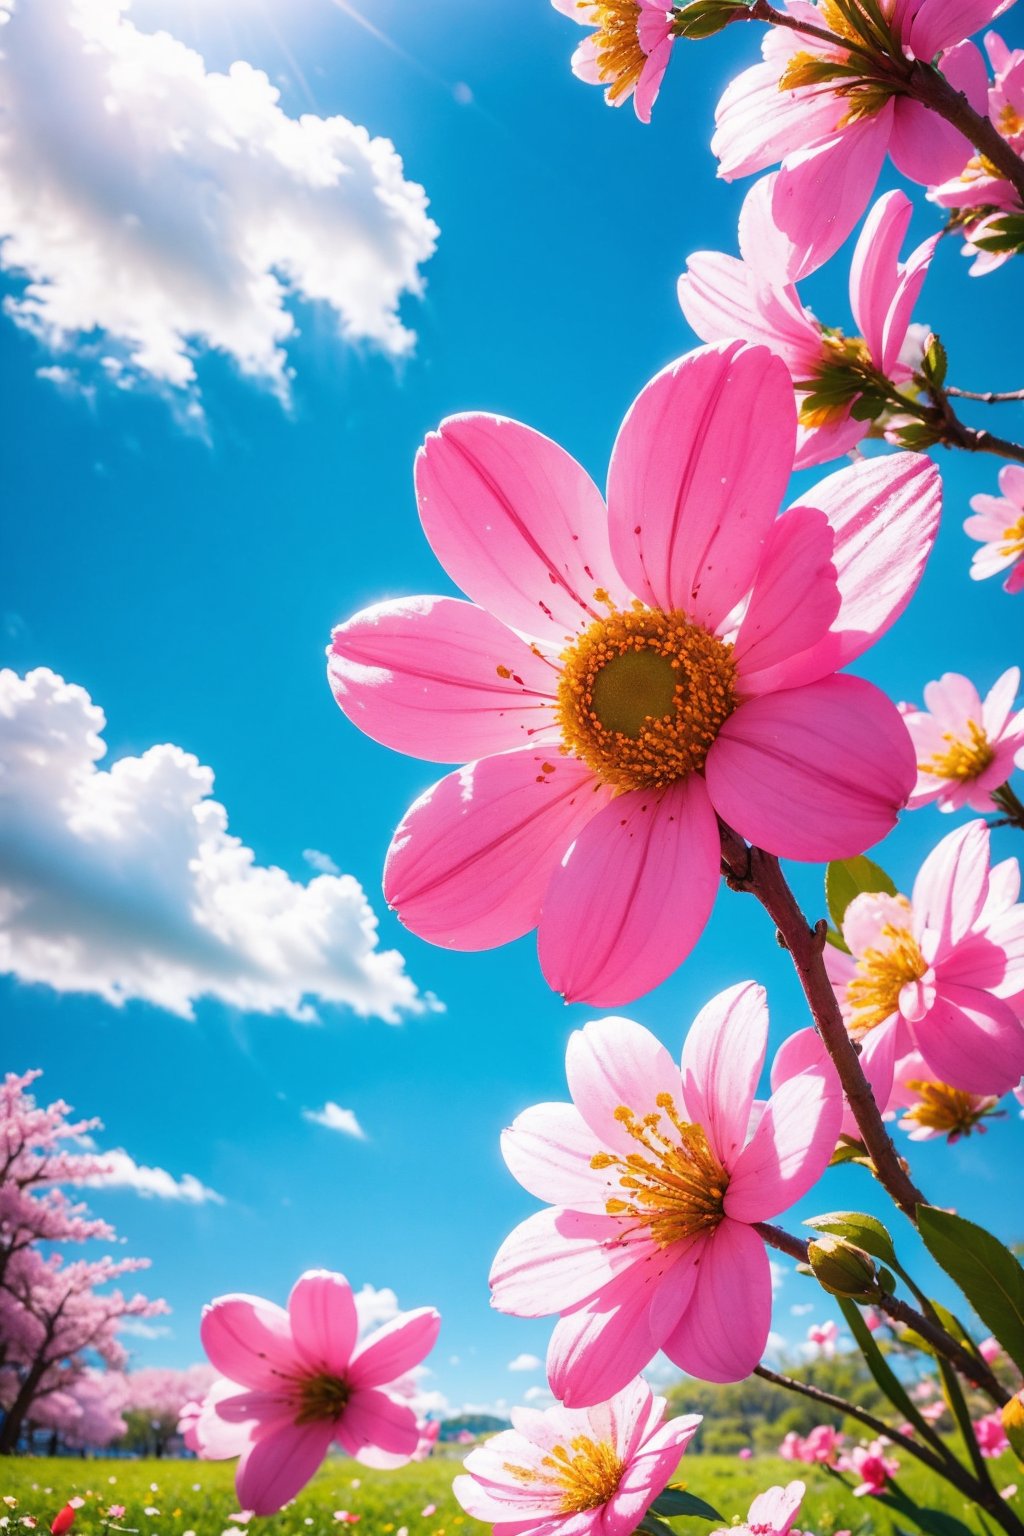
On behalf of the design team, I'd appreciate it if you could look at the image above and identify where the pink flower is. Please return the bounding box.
[864,1310,882,1333]
[105,1509,125,1521]
[196,1269,440,1514]
[420,1506,437,1520]
[333,1514,361,1525]
[976,1411,1011,1457]
[328,341,939,1006]
[712,2,997,278]
[840,1440,899,1495]
[823,819,1024,1096]
[412,1419,440,1461]
[980,1337,1003,1364]
[711,1481,805,1536]
[738,1446,754,1459]
[490,982,842,1401]
[801,1425,844,1465]
[807,1321,839,1357]
[920,1400,948,1424]
[678,188,936,468]
[177,1399,203,1455]
[966,467,1024,594]
[49,1512,74,1536]
[889,1049,1001,1141]
[551,1,675,123]
[778,1432,803,1461]
[901,667,1024,812]
[452,1377,701,1536]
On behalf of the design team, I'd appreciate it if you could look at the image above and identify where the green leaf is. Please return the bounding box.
[917,1206,1024,1374]
[637,1516,679,1536]
[874,1488,979,1536]
[824,924,850,954]
[825,857,898,935]
[837,1298,945,1452]
[850,393,886,422]
[921,334,947,389]
[650,1489,723,1521]
[671,0,749,37]
[805,1211,899,1270]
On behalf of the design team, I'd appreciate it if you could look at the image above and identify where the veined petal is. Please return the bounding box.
[606,1416,703,1536]
[662,1219,772,1383]
[236,1420,334,1515]
[680,980,769,1169]
[384,747,613,950]
[911,819,991,951]
[538,775,721,1005]
[712,63,844,179]
[565,1014,682,1158]
[490,1207,648,1318]
[913,986,1024,1094]
[337,1388,419,1460]
[347,1308,440,1389]
[725,1072,843,1222]
[288,1271,357,1378]
[501,1101,606,1211]
[677,251,821,376]
[199,1296,299,1392]
[732,507,841,694]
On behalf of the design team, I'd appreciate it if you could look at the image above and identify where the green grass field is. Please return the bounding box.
[1,1454,1021,1536]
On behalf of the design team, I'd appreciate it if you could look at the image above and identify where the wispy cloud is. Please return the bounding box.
[303,1102,367,1140]
[80,1149,223,1206]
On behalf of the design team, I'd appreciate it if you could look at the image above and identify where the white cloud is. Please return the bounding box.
[118,1318,173,1340]
[507,1353,541,1373]
[0,0,438,405]
[81,1148,224,1204]
[0,668,431,1023]
[353,1283,400,1336]
[522,1385,554,1405]
[303,1102,366,1140]
[770,1261,787,1294]
[303,849,341,877]
[790,1302,814,1316]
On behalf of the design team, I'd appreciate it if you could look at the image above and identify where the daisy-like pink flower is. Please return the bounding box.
[807,1320,839,1356]
[900,667,1024,812]
[452,1378,701,1536]
[801,1425,844,1464]
[195,1270,440,1514]
[823,819,1024,1096]
[328,341,939,1006]
[889,1048,1002,1141]
[678,187,936,467]
[841,1440,899,1496]
[551,1,675,123]
[710,1481,805,1536]
[490,982,842,1401]
[976,1411,1011,1457]
[966,466,1024,594]
[712,0,997,279]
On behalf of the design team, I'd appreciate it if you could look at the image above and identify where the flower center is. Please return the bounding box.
[999,512,1024,560]
[505,1437,626,1513]
[846,915,927,1033]
[798,333,876,428]
[590,1095,728,1248]
[577,1,647,102]
[556,606,738,791]
[999,104,1024,140]
[295,1372,349,1425]
[918,718,995,783]
[901,1079,997,1140]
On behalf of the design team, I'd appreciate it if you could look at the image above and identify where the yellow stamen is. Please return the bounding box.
[919,718,995,784]
[999,104,1024,139]
[295,1372,349,1425]
[505,1438,627,1513]
[589,1096,727,1248]
[575,1,648,103]
[998,512,1024,561]
[846,909,927,1033]
[901,1079,997,1140]
[556,606,738,792]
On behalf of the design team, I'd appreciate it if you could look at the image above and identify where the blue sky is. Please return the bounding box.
[2,0,1024,1420]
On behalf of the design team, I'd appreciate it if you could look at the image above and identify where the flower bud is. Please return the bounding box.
[807,1236,878,1298]
[1001,1391,1024,1465]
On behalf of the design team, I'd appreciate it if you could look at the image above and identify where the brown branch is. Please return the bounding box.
[926,385,1024,464]
[946,387,1024,403]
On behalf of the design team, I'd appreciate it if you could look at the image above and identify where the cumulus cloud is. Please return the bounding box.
[118,1319,173,1340]
[507,1353,542,1373]
[0,668,431,1023]
[80,1148,224,1205]
[303,1101,366,1140]
[353,1283,400,1336]
[0,0,438,404]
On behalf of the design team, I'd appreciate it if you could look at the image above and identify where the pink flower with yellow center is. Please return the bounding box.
[823,819,1024,1096]
[328,341,939,1006]
[195,1270,440,1514]
[551,0,675,123]
[452,1378,701,1536]
[710,1481,806,1536]
[489,982,842,1401]
[900,667,1024,813]
[966,466,1024,594]
[841,1440,899,1496]
[888,1049,1002,1141]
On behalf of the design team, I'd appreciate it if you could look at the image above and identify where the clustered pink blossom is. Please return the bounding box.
[806,1320,839,1357]
[840,1439,900,1496]
[975,1411,1011,1457]
[779,1426,844,1465]
[453,1378,700,1536]
[901,667,1024,812]
[966,466,1024,595]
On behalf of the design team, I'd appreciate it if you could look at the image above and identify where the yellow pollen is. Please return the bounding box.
[505,1438,626,1513]
[901,1079,996,1139]
[846,912,927,1033]
[294,1372,349,1425]
[556,606,738,791]
[575,1,647,102]
[999,103,1024,139]
[998,512,1024,561]
[918,718,995,784]
[589,1096,727,1249]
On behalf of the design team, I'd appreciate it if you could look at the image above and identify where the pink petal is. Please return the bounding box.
[605,341,796,633]
[606,1416,703,1536]
[848,190,936,374]
[913,986,1024,1094]
[732,507,841,694]
[712,64,844,179]
[706,675,916,860]
[236,1420,334,1515]
[677,250,821,376]
[566,1014,682,1158]
[501,1102,606,1210]
[680,980,769,1168]
[200,1296,299,1392]
[747,1482,806,1535]
[328,597,559,763]
[337,1387,419,1459]
[196,1384,282,1460]
[490,1207,647,1318]
[662,1218,772,1382]
[746,453,941,691]
[538,776,720,1005]
[725,1072,843,1222]
[414,414,631,645]
[287,1272,357,1378]
[633,34,672,123]
[911,819,991,950]
[910,4,999,72]
[347,1309,440,1389]
[888,96,972,185]
[384,747,612,950]
[794,412,866,470]
[769,111,893,281]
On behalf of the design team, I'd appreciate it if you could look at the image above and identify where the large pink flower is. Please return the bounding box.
[490,983,843,1401]
[328,341,938,1006]
[196,1270,440,1514]
[712,0,997,278]
[823,820,1024,1095]
[453,1378,701,1536]
[888,1048,1002,1140]
[900,667,1024,812]
[678,187,936,467]
[711,1481,806,1536]
[551,1,676,123]
[966,466,1024,594]
[841,1440,899,1495]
